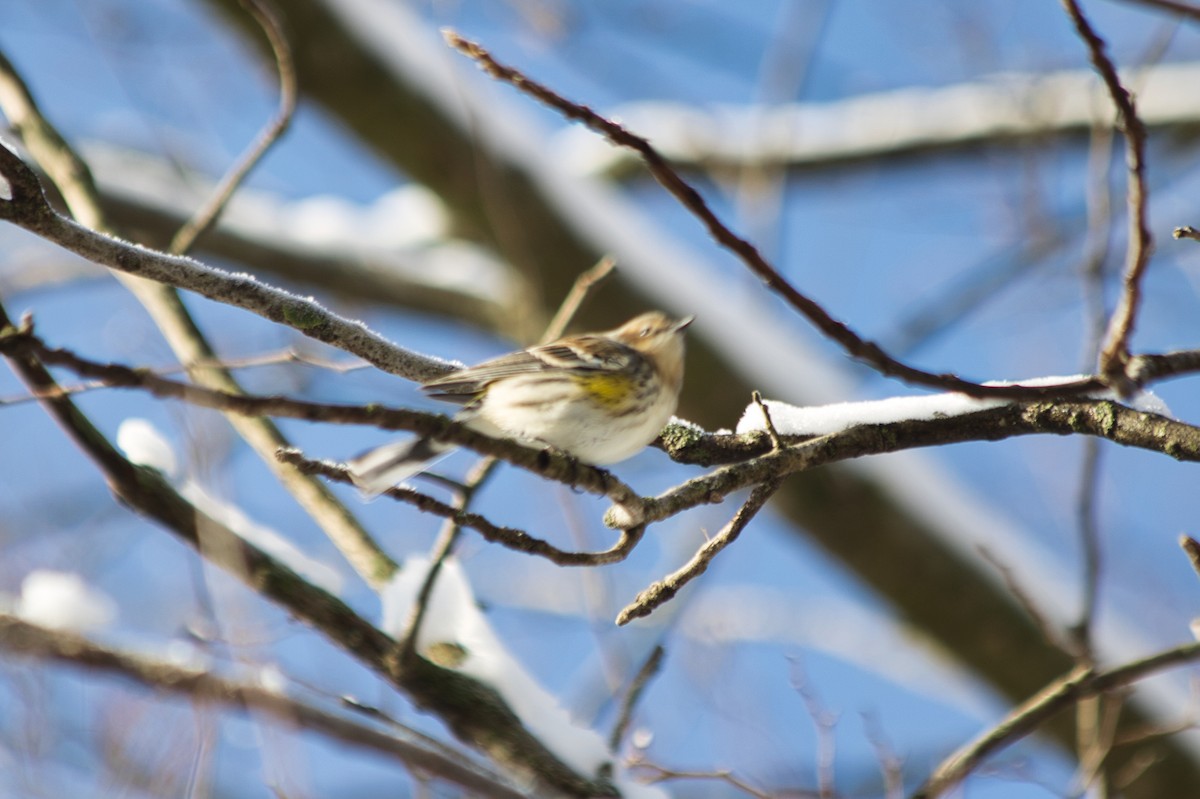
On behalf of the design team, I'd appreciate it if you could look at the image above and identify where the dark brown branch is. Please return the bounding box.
[913,641,1200,798]
[0,615,529,799]
[279,449,649,567]
[1061,0,1155,385]
[442,31,1112,402]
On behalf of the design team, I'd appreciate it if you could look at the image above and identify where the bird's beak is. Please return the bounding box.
[674,315,695,332]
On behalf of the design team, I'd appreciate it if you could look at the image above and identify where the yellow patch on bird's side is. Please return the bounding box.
[577,371,633,407]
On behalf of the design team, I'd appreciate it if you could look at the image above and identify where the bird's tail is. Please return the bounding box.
[346,437,456,497]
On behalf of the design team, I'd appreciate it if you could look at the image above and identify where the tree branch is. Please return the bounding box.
[616,478,782,624]
[0,615,530,799]
[1061,0,1155,384]
[914,641,1200,798]
[0,141,447,383]
[168,0,297,255]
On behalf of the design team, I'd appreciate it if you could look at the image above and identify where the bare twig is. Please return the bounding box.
[630,759,789,799]
[1073,692,1124,797]
[1061,0,1155,385]
[791,660,840,799]
[443,30,1111,402]
[399,457,499,659]
[539,256,616,344]
[1070,114,1116,665]
[608,645,665,752]
[913,641,1200,798]
[0,616,529,799]
[616,478,782,624]
[279,451,648,566]
[862,712,905,799]
[751,390,782,450]
[1174,226,1200,241]
[169,0,296,255]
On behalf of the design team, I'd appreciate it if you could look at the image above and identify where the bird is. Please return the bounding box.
[347,311,692,495]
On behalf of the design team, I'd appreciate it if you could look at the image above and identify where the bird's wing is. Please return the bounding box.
[422,336,633,401]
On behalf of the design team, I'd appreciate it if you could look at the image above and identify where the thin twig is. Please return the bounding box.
[791,659,840,799]
[616,478,782,624]
[861,712,905,799]
[399,457,499,660]
[608,645,665,752]
[1061,0,1155,385]
[442,30,1111,402]
[980,547,1068,651]
[281,452,651,567]
[630,758,816,799]
[539,256,616,344]
[1070,117,1116,662]
[1174,226,1200,241]
[751,391,782,450]
[169,0,296,255]
[0,347,363,408]
[913,641,1200,798]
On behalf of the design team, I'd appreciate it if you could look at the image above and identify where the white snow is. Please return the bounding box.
[17,570,117,631]
[255,663,288,694]
[116,417,179,477]
[737,376,1171,437]
[555,62,1200,173]
[379,555,612,777]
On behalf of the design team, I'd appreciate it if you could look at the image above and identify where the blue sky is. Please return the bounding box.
[3,1,1200,797]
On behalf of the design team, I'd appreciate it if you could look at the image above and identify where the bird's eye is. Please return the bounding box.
[640,327,652,337]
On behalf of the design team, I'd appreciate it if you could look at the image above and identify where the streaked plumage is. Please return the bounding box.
[348,311,691,495]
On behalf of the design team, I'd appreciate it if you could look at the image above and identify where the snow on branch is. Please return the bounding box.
[556,62,1200,174]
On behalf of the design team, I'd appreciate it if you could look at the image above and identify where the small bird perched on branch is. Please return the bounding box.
[348,311,693,495]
